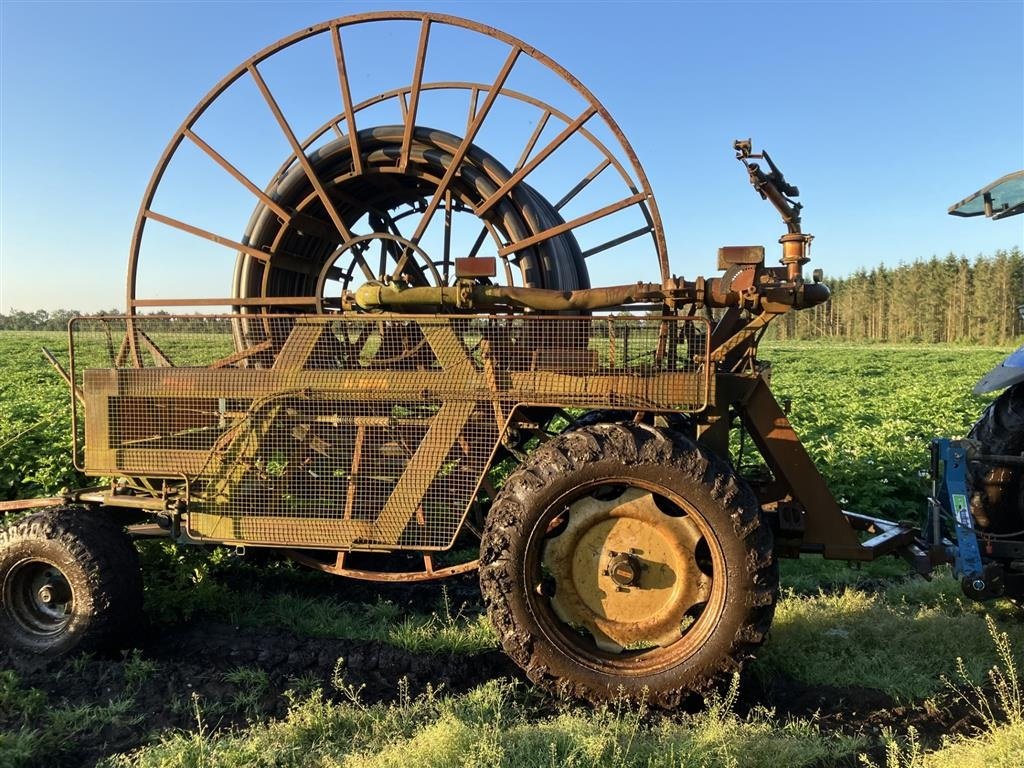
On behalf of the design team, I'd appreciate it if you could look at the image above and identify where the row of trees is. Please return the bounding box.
[3,250,1021,343]
[772,249,1023,344]
[0,308,120,331]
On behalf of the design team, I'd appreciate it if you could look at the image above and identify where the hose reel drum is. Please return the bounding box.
[127,12,669,324]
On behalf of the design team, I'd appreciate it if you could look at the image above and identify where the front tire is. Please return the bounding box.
[479,423,777,707]
[0,508,143,655]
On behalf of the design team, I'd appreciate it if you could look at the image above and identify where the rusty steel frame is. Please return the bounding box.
[62,302,896,574]
[68,313,715,568]
[127,11,668,315]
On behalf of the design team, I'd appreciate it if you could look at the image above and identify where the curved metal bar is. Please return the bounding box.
[284,548,480,582]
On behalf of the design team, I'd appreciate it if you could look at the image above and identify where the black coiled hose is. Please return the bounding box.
[232,125,589,307]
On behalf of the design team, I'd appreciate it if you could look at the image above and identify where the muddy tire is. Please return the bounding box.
[0,508,143,656]
[479,423,777,707]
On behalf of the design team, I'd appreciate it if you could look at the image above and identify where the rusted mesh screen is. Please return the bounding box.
[70,314,710,550]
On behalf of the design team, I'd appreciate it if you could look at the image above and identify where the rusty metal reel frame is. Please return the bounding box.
[127,10,669,316]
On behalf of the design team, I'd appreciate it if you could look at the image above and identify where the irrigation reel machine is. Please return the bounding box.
[2,12,1021,706]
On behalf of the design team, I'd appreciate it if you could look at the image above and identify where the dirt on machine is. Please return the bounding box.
[2,11,1021,708]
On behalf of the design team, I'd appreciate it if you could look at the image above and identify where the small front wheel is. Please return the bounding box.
[0,508,143,655]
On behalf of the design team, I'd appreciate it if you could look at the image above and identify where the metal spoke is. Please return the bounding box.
[248,63,353,243]
[143,210,270,262]
[515,111,551,171]
[368,213,393,278]
[581,225,653,259]
[465,87,480,137]
[442,190,453,285]
[330,24,362,175]
[381,209,408,241]
[554,158,611,211]
[496,192,645,257]
[392,45,521,280]
[461,109,554,264]
[399,18,431,172]
[351,249,376,282]
[128,12,670,312]
[184,130,292,222]
[466,225,490,259]
[379,211,428,284]
[475,106,598,217]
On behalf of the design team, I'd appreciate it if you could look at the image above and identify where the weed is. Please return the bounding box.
[756,585,1024,700]
[860,726,925,768]
[861,613,1024,768]
[330,657,367,705]
[0,670,45,720]
[222,666,271,721]
[122,650,159,692]
[222,666,270,691]
[385,588,496,654]
[284,671,321,699]
[103,677,866,768]
[48,696,142,736]
[946,615,1022,728]
[136,541,234,624]
[68,652,94,676]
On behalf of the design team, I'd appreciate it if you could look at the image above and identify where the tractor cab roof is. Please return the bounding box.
[949,170,1024,220]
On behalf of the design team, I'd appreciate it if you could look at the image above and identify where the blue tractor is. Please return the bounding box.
[928,171,1024,601]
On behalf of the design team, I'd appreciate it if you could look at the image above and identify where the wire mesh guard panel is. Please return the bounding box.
[71,314,711,550]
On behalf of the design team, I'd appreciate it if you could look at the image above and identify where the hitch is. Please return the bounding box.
[924,438,997,597]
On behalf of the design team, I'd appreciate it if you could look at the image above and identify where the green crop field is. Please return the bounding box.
[1,331,1023,768]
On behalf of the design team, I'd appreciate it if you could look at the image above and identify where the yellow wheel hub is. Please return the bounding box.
[542,488,711,652]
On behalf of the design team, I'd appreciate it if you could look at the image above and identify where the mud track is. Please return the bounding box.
[0,575,984,768]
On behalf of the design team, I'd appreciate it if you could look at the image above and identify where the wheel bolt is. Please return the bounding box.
[38,586,54,605]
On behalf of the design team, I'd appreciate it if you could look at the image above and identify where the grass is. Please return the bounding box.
[862,617,1024,768]
[757,574,1024,700]
[5,566,1021,768]
[73,607,1024,768]
[136,541,498,655]
[101,678,867,768]
[917,724,1024,768]
[779,553,910,594]
[0,668,144,766]
[123,651,160,693]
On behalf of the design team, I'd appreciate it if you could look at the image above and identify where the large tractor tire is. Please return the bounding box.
[967,382,1024,601]
[968,382,1024,533]
[479,423,777,707]
[0,508,143,656]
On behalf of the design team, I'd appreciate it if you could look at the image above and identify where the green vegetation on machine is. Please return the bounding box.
[1,11,1020,709]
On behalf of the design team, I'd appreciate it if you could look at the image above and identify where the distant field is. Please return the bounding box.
[1,332,1022,767]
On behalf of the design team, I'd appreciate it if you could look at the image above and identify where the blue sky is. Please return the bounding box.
[1,0,1022,312]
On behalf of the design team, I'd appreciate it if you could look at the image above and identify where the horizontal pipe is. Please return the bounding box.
[355,276,831,313]
[355,281,671,311]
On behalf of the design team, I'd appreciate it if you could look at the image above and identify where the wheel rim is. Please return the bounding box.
[3,559,74,637]
[527,479,727,674]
